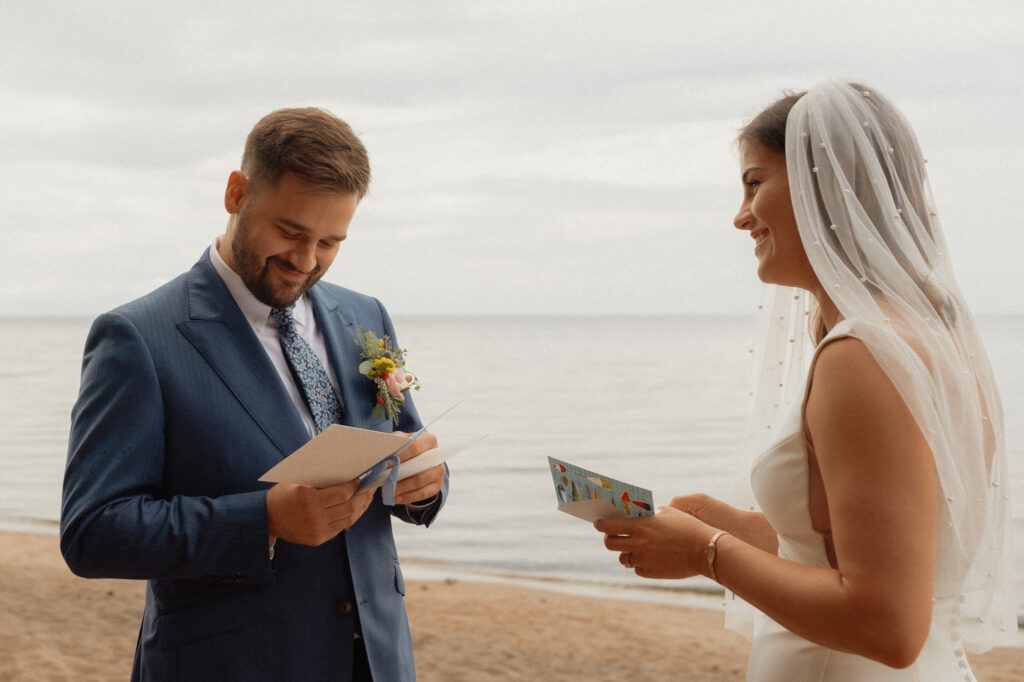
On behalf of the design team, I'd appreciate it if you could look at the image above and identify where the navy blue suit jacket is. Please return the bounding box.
[60,251,446,681]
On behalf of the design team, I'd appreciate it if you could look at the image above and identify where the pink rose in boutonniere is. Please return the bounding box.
[354,327,421,424]
[384,366,417,398]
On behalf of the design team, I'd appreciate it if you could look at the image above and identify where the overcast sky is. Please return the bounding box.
[2,1,1022,316]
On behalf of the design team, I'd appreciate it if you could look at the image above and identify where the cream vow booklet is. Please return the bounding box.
[260,405,482,490]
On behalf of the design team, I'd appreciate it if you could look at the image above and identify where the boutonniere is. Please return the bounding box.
[354,326,420,423]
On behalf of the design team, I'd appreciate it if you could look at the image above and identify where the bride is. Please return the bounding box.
[596,79,1016,679]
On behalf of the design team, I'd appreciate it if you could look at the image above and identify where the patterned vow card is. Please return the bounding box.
[547,456,654,522]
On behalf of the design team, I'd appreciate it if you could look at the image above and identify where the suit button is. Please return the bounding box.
[336,600,354,616]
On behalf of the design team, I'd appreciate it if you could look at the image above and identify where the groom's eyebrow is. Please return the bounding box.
[278,217,347,242]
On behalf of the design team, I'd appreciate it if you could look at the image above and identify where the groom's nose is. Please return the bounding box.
[290,241,318,274]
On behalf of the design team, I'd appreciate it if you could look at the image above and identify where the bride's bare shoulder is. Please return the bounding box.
[806,335,908,427]
[812,335,887,388]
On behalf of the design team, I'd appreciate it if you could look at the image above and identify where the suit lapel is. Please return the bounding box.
[176,252,309,457]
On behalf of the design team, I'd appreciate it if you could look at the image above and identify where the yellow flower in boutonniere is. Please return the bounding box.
[354,327,420,423]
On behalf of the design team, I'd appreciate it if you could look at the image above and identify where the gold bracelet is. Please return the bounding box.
[706,530,729,583]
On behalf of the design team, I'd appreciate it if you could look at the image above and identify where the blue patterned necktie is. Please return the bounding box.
[271,306,342,433]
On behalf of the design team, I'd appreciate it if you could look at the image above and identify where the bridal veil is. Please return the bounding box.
[727,79,1016,652]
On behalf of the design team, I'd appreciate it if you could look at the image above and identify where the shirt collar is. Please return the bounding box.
[209,237,311,332]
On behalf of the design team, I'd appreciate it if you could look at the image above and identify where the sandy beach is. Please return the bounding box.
[2,530,1020,681]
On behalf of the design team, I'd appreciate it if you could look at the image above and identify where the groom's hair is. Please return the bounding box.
[241,107,371,198]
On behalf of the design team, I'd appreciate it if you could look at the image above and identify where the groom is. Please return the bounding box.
[60,108,447,681]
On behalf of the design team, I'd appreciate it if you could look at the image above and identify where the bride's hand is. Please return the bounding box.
[595,508,717,579]
[667,492,722,518]
[670,493,778,555]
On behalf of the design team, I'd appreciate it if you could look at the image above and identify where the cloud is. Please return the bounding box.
[1,1,1021,316]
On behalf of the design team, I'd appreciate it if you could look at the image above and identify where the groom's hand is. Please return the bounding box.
[393,431,445,505]
[394,431,438,462]
[394,466,445,505]
[266,480,373,546]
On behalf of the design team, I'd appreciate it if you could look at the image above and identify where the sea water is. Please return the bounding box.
[2,315,1021,616]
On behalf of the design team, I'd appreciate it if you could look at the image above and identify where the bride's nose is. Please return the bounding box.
[734,201,753,231]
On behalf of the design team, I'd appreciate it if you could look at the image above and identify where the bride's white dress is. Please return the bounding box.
[746,321,977,681]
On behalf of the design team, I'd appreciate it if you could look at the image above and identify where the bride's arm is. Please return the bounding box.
[668,493,778,555]
[598,337,937,669]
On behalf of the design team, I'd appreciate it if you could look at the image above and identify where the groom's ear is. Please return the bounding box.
[224,170,250,215]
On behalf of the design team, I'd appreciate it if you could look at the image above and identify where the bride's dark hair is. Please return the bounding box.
[737,91,805,153]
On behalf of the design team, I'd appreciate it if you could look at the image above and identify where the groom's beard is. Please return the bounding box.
[231,211,324,309]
